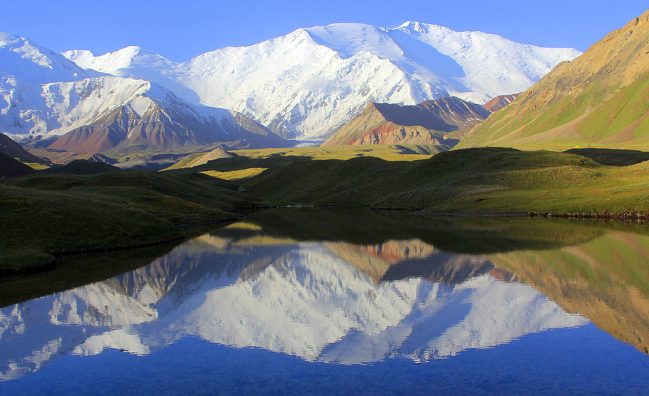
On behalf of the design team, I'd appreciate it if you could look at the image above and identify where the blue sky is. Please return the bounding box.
[2,1,647,60]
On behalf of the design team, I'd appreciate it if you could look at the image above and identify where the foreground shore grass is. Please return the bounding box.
[4,146,649,274]
[0,168,257,273]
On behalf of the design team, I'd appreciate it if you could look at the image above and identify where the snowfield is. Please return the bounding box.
[62,22,581,139]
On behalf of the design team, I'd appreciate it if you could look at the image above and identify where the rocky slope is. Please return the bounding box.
[63,23,580,140]
[322,97,489,147]
[482,94,519,112]
[458,9,649,150]
[0,133,45,164]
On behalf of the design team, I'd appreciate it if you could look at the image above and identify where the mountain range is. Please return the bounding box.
[0,33,288,154]
[61,23,579,140]
[0,23,581,157]
[459,9,649,150]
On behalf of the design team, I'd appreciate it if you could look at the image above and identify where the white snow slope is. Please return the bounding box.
[63,22,581,139]
[0,33,276,145]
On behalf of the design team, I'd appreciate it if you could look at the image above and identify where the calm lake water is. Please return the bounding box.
[1,209,648,395]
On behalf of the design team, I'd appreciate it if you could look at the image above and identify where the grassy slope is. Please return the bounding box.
[459,77,649,150]
[0,170,256,272]
[458,9,649,150]
[0,153,35,178]
[182,147,649,215]
[232,145,434,162]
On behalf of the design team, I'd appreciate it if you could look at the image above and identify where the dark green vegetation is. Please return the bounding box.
[245,208,608,253]
[47,159,122,174]
[185,147,649,214]
[0,168,256,273]
[0,153,34,178]
[566,148,649,166]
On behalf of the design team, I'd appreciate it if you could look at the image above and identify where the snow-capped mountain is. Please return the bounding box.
[0,234,586,380]
[63,23,581,139]
[0,32,93,84]
[0,33,287,151]
[43,77,287,153]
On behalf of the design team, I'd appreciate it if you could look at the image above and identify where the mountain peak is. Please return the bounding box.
[0,32,91,83]
[323,96,490,147]
[396,21,449,34]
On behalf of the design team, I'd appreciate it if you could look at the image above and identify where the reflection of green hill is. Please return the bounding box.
[244,208,609,254]
[490,231,649,354]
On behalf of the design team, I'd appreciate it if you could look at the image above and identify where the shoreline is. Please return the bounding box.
[3,205,648,279]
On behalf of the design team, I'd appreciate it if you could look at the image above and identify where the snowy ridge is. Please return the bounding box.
[0,34,284,149]
[63,22,581,139]
[0,76,234,137]
[0,32,93,84]
[0,238,587,379]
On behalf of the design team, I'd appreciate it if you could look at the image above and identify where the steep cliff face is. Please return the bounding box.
[323,97,489,147]
[459,9,649,150]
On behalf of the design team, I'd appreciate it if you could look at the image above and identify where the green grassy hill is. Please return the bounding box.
[458,9,649,150]
[0,170,256,273]
[186,147,649,215]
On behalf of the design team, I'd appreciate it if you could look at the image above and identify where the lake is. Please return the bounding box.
[1,209,648,395]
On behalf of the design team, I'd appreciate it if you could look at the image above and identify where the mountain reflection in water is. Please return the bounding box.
[1,209,648,389]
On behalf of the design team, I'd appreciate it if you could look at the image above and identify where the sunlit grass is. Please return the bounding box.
[225,221,263,231]
[23,162,50,171]
[234,144,433,162]
[201,168,268,180]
